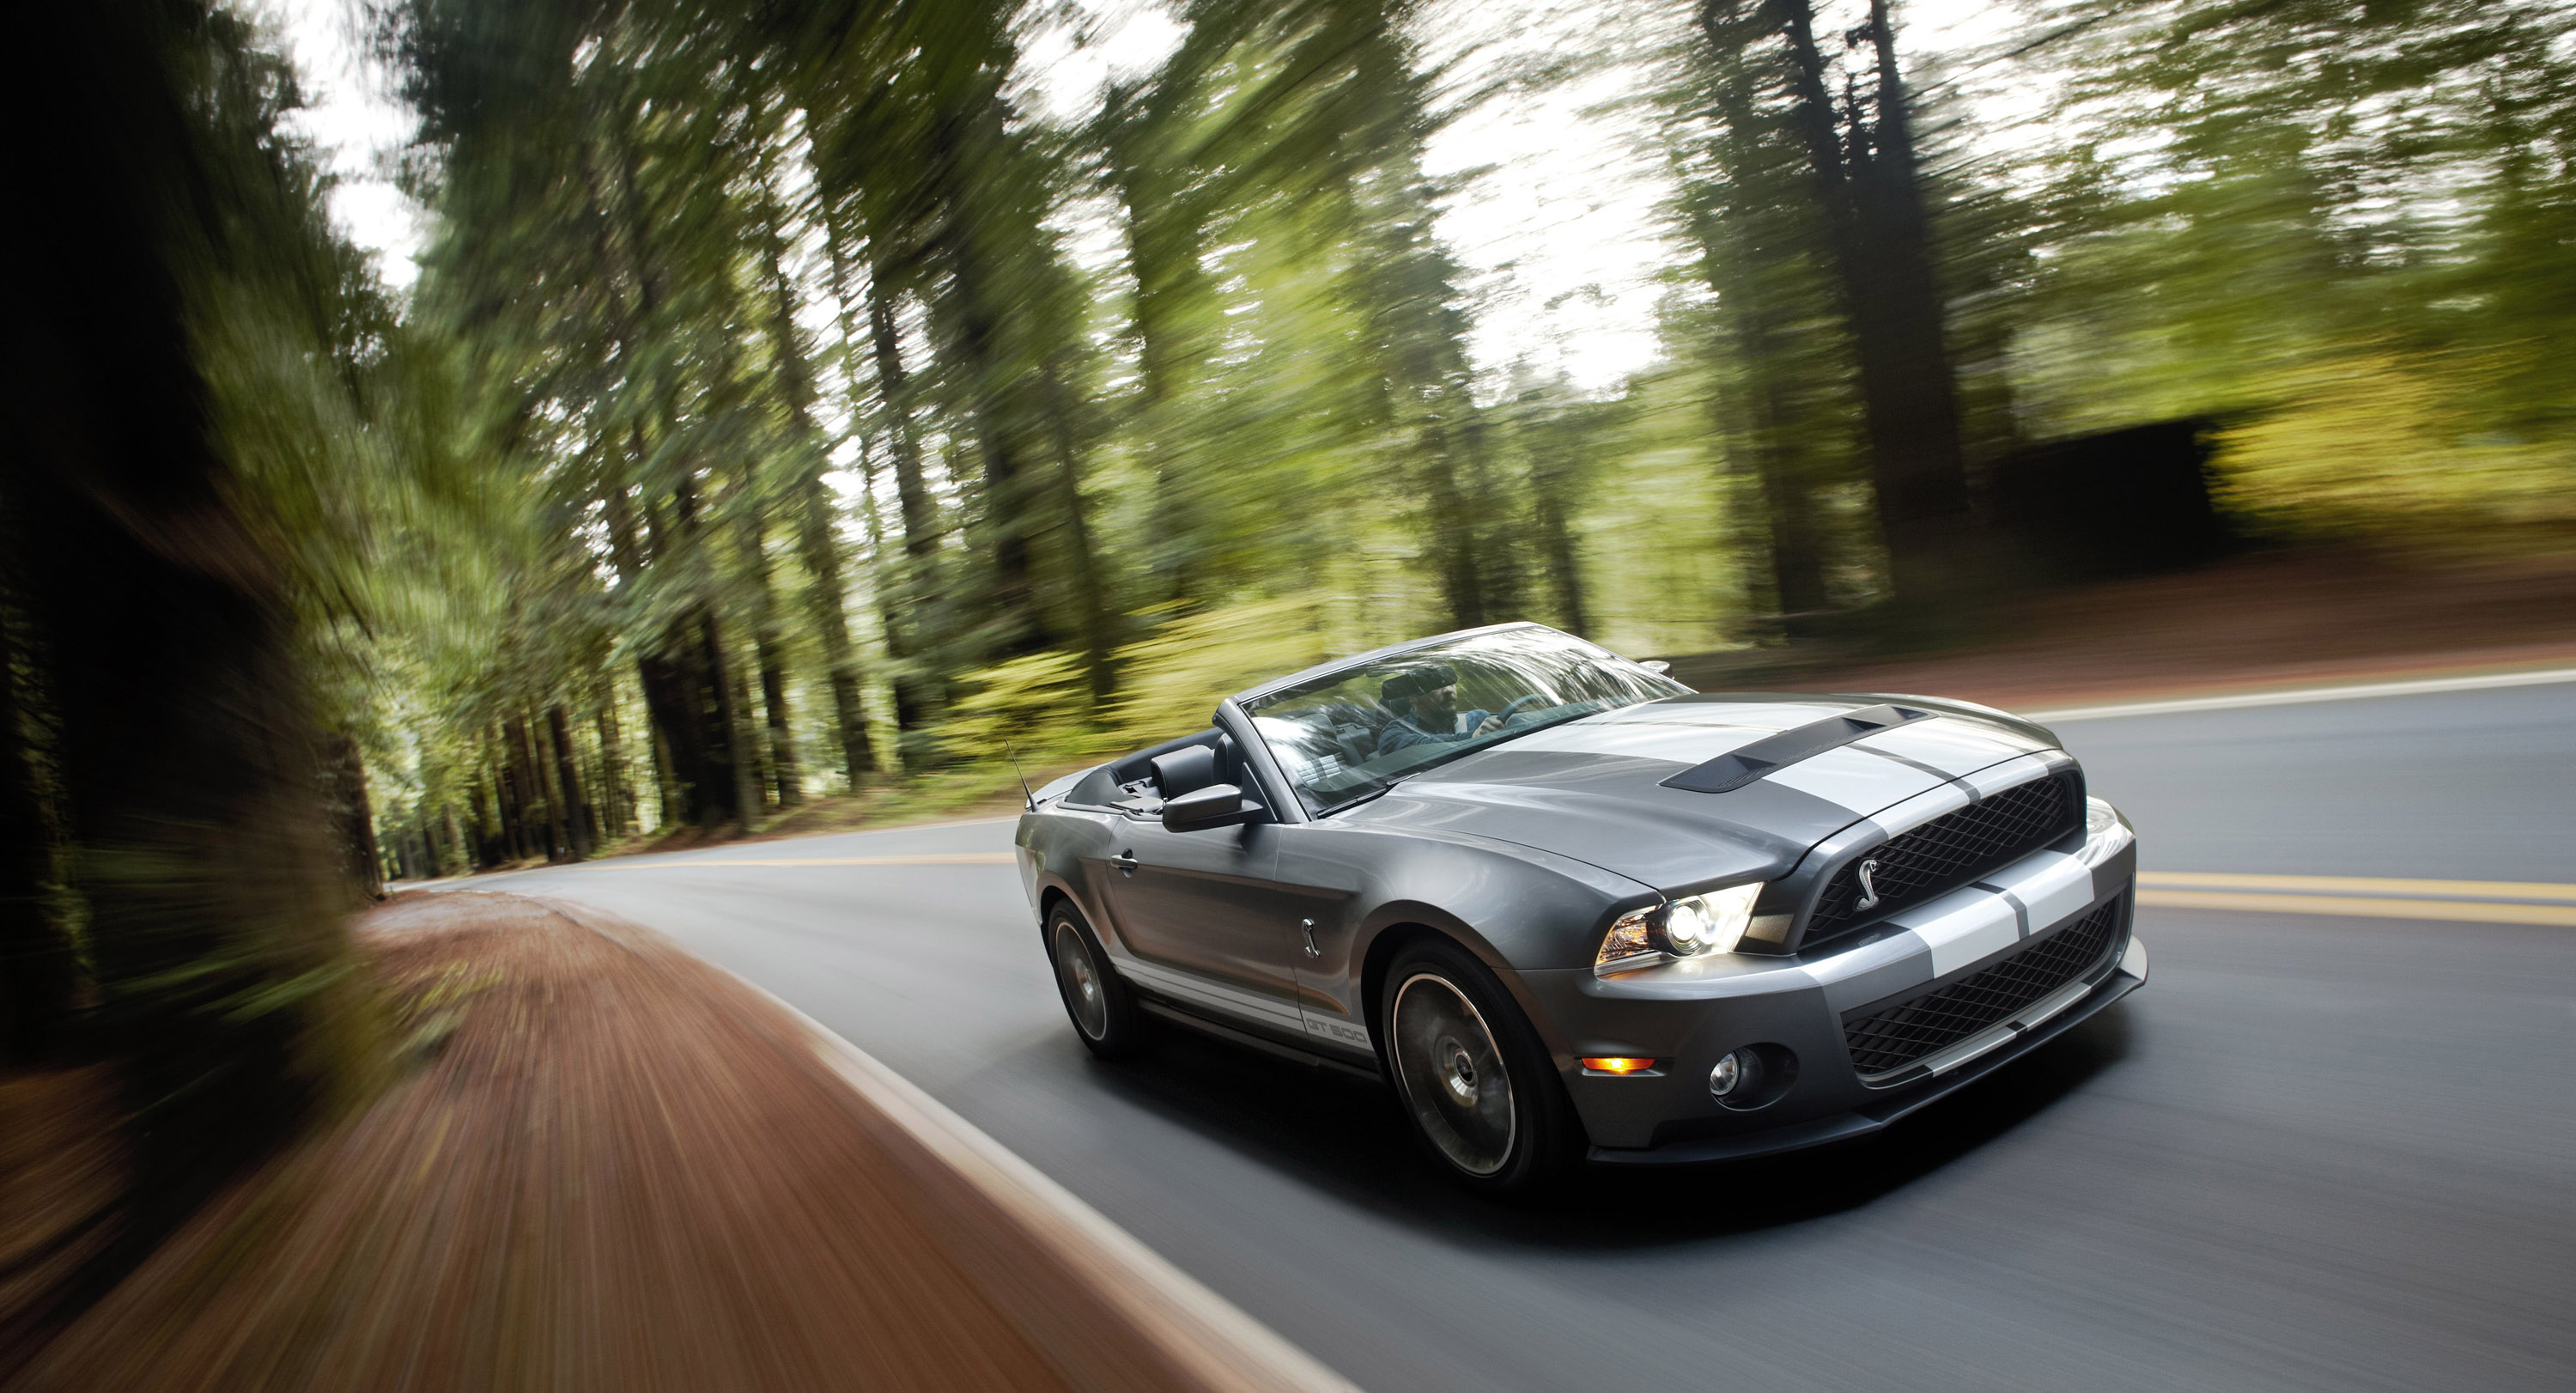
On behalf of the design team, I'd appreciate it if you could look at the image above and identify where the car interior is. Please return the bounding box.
[1061,727,1255,816]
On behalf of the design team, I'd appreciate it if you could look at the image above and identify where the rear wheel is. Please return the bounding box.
[1047,902,1151,1058]
[1380,938,1582,1197]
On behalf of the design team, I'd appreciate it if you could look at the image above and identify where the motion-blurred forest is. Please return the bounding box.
[3,0,2573,1346]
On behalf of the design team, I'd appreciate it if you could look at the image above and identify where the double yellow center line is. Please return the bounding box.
[2139,873,2576,927]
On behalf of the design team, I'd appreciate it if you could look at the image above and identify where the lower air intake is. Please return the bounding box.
[1842,897,2122,1080]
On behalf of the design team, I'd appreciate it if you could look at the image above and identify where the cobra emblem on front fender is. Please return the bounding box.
[1855,857,1884,911]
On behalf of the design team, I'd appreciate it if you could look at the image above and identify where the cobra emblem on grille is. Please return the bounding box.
[1855,857,1884,911]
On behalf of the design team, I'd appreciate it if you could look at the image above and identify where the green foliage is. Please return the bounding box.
[335,0,2576,877]
[2007,0,2576,538]
[936,593,1338,763]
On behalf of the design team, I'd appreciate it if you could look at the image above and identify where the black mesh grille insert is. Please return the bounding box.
[1805,775,2076,949]
[1842,898,2122,1078]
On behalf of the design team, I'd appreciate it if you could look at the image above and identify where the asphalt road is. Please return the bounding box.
[457,678,2576,1391]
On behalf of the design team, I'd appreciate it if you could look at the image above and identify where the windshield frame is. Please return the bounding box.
[1233,623,1689,818]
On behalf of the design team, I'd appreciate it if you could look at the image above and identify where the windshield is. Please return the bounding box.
[1241,626,1689,817]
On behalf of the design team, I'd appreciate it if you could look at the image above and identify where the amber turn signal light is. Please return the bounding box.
[1581,1057,1659,1075]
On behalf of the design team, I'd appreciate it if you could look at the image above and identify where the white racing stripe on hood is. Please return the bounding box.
[1583,700,1856,729]
[1865,779,1976,841]
[1856,715,2051,777]
[1961,753,2057,799]
[1499,721,1775,764]
[1764,746,1949,816]
[1490,702,2045,818]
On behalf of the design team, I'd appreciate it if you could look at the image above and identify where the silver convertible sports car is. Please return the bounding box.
[1015,623,2144,1195]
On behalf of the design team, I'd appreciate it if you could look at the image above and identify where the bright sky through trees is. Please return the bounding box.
[274,0,2019,384]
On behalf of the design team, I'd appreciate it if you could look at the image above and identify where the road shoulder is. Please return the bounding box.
[19,891,1348,1393]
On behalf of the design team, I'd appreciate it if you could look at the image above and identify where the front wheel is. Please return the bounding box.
[1380,938,1583,1197]
[1047,902,1152,1058]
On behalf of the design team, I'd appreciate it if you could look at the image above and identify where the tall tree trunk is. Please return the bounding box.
[515,714,564,861]
[865,279,941,569]
[761,192,873,783]
[1109,128,1209,607]
[1040,358,1115,708]
[2,1,375,1340]
[595,704,631,837]
[811,192,908,766]
[1532,490,1589,636]
[798,486,873,785]
[756,630,799,808]
[322,732,385,898]
[925,106,1042,658]
[495,730,528,861]
[815,154,936,735]
[649,721,680,830]
[1522,419,1592,636]
[546,704,592,859]
[1773,0,1975,600]
[863,271,939,731]
[1696,0,1835,630]
[470,769,498,868]
[707,615,759,828]
[1335,88,1502,630]
[638,611,742,830]
[595,97,749,819]
[0,594,70,1064]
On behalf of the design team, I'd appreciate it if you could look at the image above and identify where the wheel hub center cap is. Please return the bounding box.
[1439,1038,1478,1103]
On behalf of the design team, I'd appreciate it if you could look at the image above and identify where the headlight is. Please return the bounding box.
[1595,883,1764,970]
[2079,795,2134,868]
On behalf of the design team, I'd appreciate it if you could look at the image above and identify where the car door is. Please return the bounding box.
[1092,813,1306,1038]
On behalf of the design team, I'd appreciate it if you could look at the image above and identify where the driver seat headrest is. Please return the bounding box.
[1151,745,1218,799]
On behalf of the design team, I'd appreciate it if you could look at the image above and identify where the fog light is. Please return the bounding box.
[1710,1049,1760,1098]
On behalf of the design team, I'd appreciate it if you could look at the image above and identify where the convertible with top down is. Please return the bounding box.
[1014,623,2145,1195]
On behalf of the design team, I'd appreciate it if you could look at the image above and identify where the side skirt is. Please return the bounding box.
[1134,997,1385,1084]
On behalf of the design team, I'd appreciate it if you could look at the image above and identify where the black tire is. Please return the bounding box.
[1378,937,1583,1198]
[1045,900,1152,1058]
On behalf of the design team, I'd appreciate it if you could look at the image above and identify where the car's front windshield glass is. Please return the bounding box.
[1241,626,1689,817]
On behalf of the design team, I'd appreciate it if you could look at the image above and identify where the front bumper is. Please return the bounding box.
[1520,811,2142,1160]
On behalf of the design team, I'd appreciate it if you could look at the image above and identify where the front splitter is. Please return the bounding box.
[1586,961,2144,1166]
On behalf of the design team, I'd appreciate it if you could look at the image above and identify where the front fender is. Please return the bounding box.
[1288,821,1657,1064]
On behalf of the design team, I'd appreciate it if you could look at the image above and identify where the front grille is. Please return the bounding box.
[1804,775,2077,949]
[1842,897,2122,1079]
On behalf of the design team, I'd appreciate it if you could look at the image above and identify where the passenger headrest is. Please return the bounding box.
[1151,745,1219,799]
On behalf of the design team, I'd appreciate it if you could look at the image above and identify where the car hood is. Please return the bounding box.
[1330,693,2061,891]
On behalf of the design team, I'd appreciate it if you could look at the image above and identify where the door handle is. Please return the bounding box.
[1300,917,1320,958]
[1114,850,1139,877]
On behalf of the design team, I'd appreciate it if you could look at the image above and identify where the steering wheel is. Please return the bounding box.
[1490,693,1547,725]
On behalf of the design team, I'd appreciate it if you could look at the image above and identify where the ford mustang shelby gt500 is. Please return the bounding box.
[1015,623,2144,1195]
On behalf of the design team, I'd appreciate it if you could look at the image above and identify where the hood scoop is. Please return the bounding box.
[1660,703,1935,794]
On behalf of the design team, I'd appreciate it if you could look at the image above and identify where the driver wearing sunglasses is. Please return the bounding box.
[1375,663,1510,755]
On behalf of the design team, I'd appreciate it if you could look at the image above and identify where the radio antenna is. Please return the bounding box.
[1003,736,1037,812]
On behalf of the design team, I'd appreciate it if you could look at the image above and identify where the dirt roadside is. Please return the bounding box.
[1667,547,2576,711]
[11,893,1330,1393]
